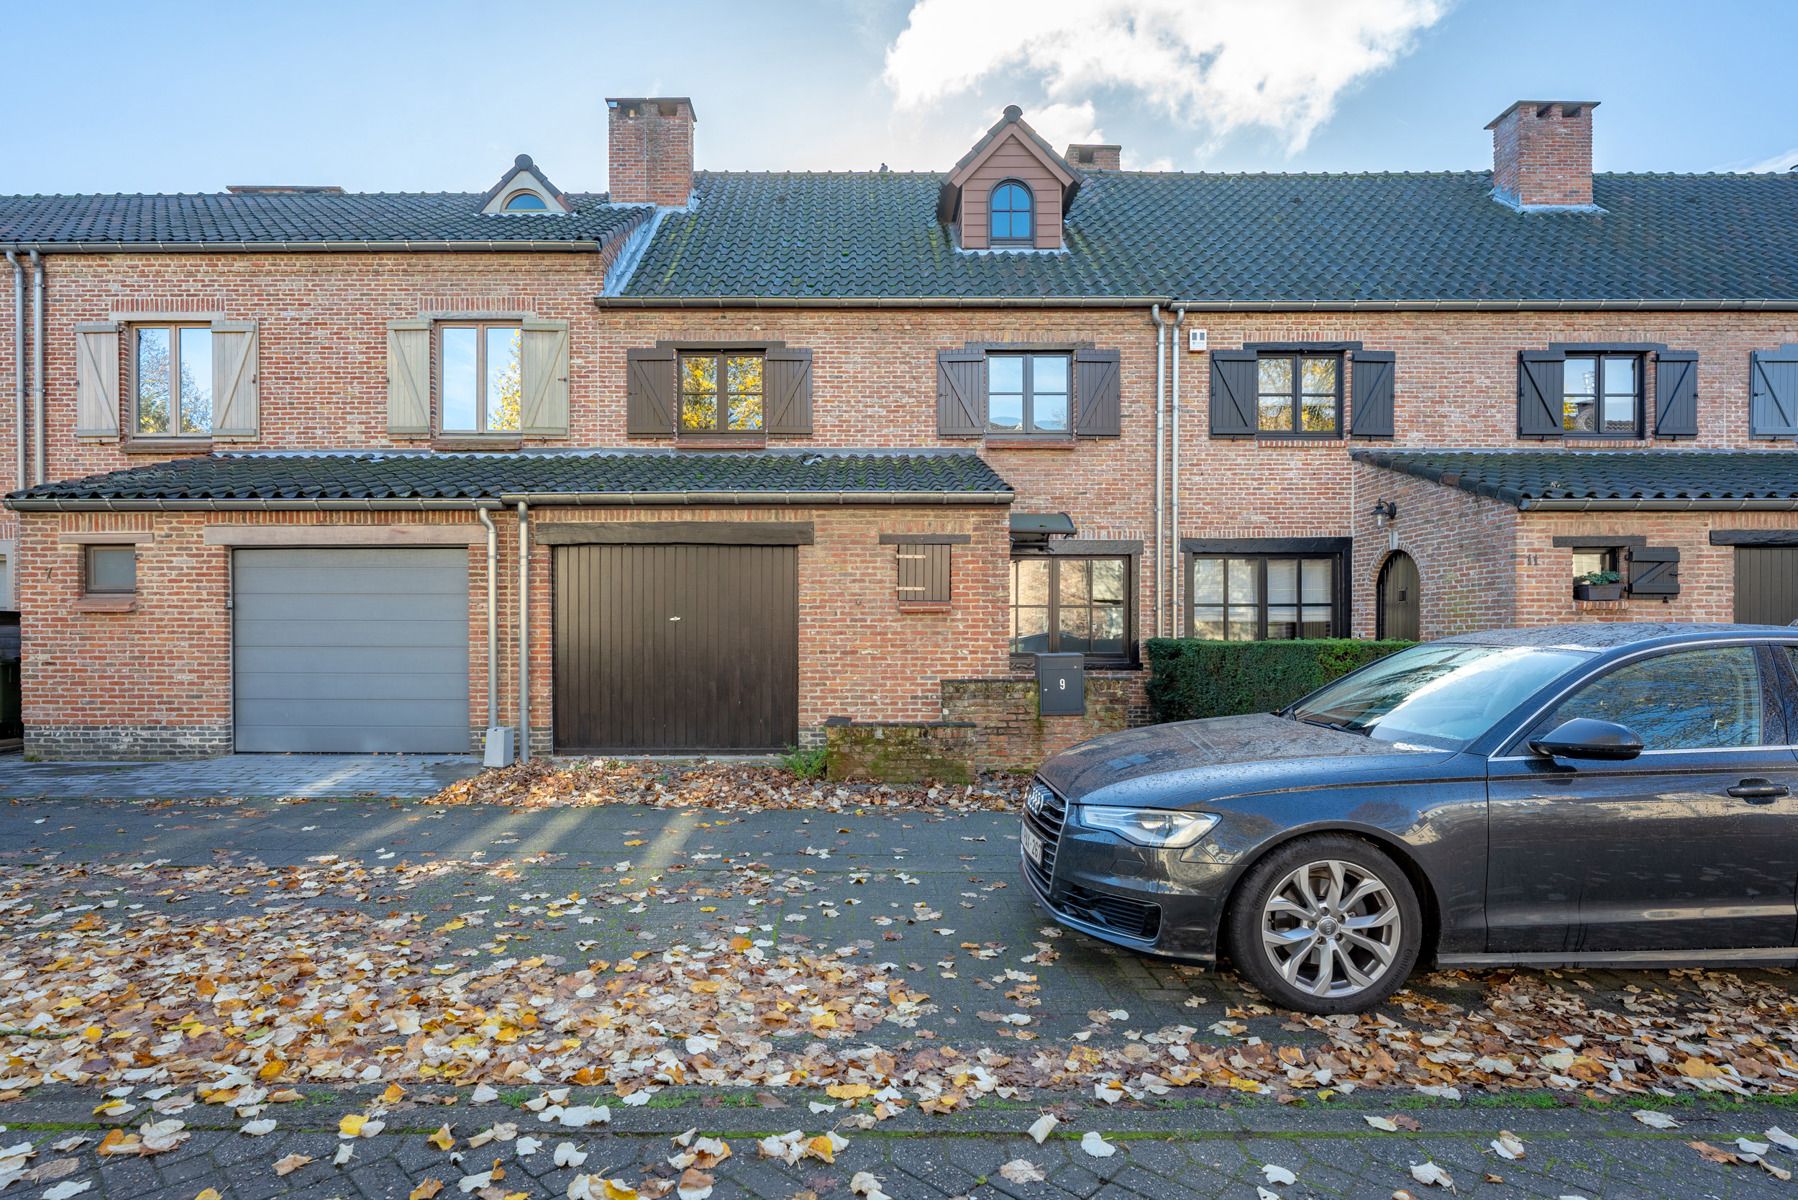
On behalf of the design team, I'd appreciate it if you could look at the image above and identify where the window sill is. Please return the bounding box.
[72,595,136,613]
[432,435,524,452]
[675,433,769,450]
[984,437,1075,451]
[897,602,953,614]
[1252,434,1344,444]
[123,438,212,456]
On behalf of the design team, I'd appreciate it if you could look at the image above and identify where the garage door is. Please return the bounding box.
[233,548,470,752]
[554,543,798,753]
[1736,547,1798,626]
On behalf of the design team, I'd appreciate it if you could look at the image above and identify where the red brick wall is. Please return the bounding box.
[1349,462,1519,637]
[606,100,695,207]
[1490,102,1595,208]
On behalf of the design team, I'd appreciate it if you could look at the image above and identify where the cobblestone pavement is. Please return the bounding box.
[0,752,481,800]
[4,792,1798,1198]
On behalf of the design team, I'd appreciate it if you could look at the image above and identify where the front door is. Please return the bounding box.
[1735,547,1798,625]
[1377,552,1419,641]
[1486,644,1798,954]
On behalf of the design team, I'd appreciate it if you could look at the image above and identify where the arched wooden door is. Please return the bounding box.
[1377,552,1420,641]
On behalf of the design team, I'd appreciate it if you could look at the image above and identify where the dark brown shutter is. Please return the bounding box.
[1750,345,1798,440]
[626,346,676,436]
[1627,546,1681,596]
[1517,350,1566,438]
[895,542,951,604]
[1073,348,1121,437]
[936,349,986,437]
[764,347,814,436]
[1652,351,1698,438]
[1208,350,1257,438]
[1349,351,1395,438]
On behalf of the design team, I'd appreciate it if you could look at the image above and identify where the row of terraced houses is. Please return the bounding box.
[1,96,1796,764]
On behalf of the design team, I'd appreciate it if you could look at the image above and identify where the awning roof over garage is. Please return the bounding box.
[1354,449,1798,511]
[7,449,1015,510]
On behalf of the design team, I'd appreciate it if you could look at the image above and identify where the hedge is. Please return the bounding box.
[1145,638,1415,723]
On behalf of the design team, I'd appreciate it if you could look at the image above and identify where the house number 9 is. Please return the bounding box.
[1058,679,1067,690]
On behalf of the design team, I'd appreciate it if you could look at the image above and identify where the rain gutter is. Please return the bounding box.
[6,491,1015,512]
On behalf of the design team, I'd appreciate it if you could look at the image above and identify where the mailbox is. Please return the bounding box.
[1035,652,1085,716]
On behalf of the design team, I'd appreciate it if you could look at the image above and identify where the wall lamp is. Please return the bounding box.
[1371,499,1399,528]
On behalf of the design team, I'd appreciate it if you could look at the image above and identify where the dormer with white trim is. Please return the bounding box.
[479,154,573,215]
[938,105,1082,251]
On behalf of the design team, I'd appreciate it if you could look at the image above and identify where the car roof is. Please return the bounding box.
[1437,622,1798,653]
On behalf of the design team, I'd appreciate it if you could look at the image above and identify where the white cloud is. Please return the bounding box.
[1731,147,1798,173]
[885,0,1446,153]
[1019,101,1104,149]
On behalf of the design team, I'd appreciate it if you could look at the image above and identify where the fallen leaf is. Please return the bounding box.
[1736,1137,1771,1157]
[333,1144,354,1166]
[1409,1162,1454,1188]
[1491,1131,1525,1160]
[195,1191,222,1200]
[1688,1141,1739,1166]
[1633,1110,1681,1130]
[1364,1116,1400,1132]
[41,1184,90,1200]
[430,1124,456,1151]
[1767,1126,1798,1152]
[1760,1157,1794,1182]
[677,1166,714,1200]
[554,1143,588,1169]
[1080,1131,1116,1159]
[273,1153,312,1176]
[1027,1113,1058,1145]
[408,1182,444,1200]
[338,1115,366,1139]
[999,1159,1045,1184]
[1262,1164,1297,1185]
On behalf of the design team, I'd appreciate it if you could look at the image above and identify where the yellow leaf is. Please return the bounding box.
[437,919,466,932]
[806,1135,836,1164]
[195,1190,223,1200]
[810,1010,838,1031]
[82,1025,103,1042]
[258,1059,286,1080]
[408,1182,444,1200]
[826,1083,873,1101]
[699,906,718,913]
[382,1082,406,1105]
[728,936,753,952]
[624,839,646,847]
[603,1181,640,1200]
[428,1124,455,1151]
[1677,1057,1726,1079]
[338,1114,365,1138]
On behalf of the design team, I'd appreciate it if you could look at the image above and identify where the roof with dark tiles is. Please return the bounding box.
[618,169,1798,302]
[1353,449,1798,509]
[6,450,1013,505]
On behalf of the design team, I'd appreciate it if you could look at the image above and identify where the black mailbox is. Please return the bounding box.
[1036,652,1085,716]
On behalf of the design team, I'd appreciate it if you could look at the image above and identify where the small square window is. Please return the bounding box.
[896,542,951,605]
[86,545,136,595]
[986,352,1071,436]
[1255,352,1341,436]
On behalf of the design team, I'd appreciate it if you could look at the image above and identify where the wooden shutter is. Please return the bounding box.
[1517,350,1566,438]
[896,542,951,604]
[626,346,676,436]
[1628,546,1681,596]
[936,349,986,437]
[1652,351,1698,438]
[1208,350,1257,438]
[1349,351,1396,438]
[764,347,814,435]
[520,320,570,436]
[1073,348,1121,437]
[1750,346,1798,440]
[210,320,259,438]
[74,322,121,438]
[386,320,432,436]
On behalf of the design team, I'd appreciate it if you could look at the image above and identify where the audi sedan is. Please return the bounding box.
[1021,623,1798,1013]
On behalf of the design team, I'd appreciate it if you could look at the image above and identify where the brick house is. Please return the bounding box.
[1,96,1796,762]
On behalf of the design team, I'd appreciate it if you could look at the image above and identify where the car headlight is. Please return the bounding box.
[1078,806,1218,848]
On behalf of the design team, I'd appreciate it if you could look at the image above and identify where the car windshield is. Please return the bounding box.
[1288,643,1591,748]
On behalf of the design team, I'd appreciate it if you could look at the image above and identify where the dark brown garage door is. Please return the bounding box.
[554,543,798,752]
[1735,547,1798,625]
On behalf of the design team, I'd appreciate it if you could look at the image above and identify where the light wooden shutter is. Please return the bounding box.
[1652,350,1698,438]
[764,347,814,435]
[75,322,121,438]
[520,320,570,436]
[1073,348,1121,437]
[1349,351,1396,438]
[936,349,985,436]
[625,346,676,435]
[1750,346,1798,440]
[1517,350,1566,438]
[386,320,432,436]
[1208,350,1257,437]
[210,320,259,438]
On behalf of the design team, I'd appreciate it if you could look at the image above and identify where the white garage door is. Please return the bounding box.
[233,548,470,752]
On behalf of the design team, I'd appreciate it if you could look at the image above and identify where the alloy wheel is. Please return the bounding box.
[1259,858,1402,999]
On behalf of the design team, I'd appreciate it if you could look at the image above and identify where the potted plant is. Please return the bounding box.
[1574,570,1625,601]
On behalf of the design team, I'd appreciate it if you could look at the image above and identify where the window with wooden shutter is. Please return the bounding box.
[936,349,986,436]
[74,322,121,438]
[1349,351,1395,438]
[1073,348,1121,437]
[1628,546,1681,597]
[1750,345,1798,440]
[1208,350,1257,438]
[386,320,432,436]
[1653,351,1698,438]
[210,321,259,438]
[1517,350,1566,438]
[626,346,676,436]
[895,542,951,605]
[764,347,814,436]
[520,320,570,436]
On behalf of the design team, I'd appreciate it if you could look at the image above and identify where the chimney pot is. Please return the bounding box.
[1065,143,1122,171]
[605,96,696,207]
[1486,100,1599,209]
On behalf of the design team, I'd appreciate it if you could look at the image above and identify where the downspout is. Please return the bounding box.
[1150,304,1166,638]
[29,252,43,487]
[1169,306,1186,638]
[476,505,499,732]
[6,252,22,492]
[516,501,531,762]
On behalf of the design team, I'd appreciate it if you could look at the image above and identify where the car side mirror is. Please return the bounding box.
[1527,717,1644,761]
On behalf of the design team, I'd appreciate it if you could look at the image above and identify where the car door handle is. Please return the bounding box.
[1727,779,1791,803]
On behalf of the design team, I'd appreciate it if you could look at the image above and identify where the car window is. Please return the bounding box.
[1533,646,1767,751]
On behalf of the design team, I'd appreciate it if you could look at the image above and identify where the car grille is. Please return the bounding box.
[1062,884,1162,941]
[1022,779,1066,894]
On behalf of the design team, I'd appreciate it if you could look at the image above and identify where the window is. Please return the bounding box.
[503,190,549,211]
[134,324,212,437]
[987,353,1070,435]
[989,180,1034,243]
[678,352,764,433]
[896,543,951,605]
[440,323,522,435]
[1256,353,1340,435]
[1189,554,1338,640]
[1011,555,1131,662]
[1531,646,1767,750]
[85,545,136,595]
[1563,352,1641,436]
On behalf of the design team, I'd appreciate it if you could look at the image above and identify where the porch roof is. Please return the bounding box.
[1353,449,1798,511]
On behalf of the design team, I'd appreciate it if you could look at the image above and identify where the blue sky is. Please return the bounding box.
[8,0,1797,195]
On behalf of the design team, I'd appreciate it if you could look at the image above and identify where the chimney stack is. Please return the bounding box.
[605,97,696,207]
[1486,101,1598,209]
[1065,143,1122,171]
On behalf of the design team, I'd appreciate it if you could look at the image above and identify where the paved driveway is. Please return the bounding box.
[0,751,481,800]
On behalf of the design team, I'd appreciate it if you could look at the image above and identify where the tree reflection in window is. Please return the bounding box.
[1536,646,1765,750]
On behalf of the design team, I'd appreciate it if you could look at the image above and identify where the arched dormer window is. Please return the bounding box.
[989,180,1033,244]
[503,190,550,211]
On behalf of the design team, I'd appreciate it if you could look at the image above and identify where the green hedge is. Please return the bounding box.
[1145,638,1415,723]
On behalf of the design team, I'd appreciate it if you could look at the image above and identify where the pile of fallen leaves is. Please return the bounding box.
[427,758,1027,814]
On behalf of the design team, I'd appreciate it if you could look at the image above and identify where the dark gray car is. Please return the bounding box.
[1022,623,1798,1013]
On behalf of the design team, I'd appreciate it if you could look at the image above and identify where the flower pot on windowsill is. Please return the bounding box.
[1573,582,1626,602]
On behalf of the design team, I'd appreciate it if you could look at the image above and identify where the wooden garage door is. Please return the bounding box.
[233,548,470,752]
[554,544,798,752]
[1735,547,1798,626]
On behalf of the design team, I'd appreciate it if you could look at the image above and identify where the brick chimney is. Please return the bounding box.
[605,97,696,207]
[1065,143,1121,171]
[1485,100,1599,209]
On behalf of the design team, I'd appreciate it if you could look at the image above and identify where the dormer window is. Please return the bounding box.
[502,190,549,212]
[479,154,573,216]
[989,181,1034,245]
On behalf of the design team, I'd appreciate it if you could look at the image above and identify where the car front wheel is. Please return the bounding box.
[1225,835,1422,1014]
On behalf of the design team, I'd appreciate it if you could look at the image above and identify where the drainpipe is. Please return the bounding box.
[1169,306,1186,637]
[515,501,531,762]
[6,252,22,492]
[1150,304,1166,638]
[28,252,43,487]
[476,505,499,733]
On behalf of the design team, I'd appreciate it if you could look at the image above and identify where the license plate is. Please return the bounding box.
[1021,826,1045,867]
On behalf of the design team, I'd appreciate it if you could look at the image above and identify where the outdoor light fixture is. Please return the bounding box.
[1372,499,1399,528]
